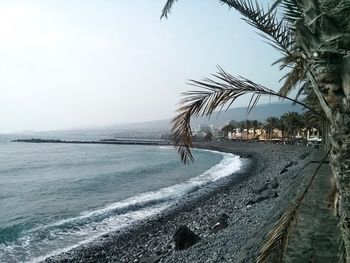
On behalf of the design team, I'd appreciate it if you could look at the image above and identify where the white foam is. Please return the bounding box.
[158,146,175,150]
[191,149,241,182]
[29,205,169,263]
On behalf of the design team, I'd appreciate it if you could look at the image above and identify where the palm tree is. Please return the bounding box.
[301,85,331,147]
[277,117,287,141]
[204,131,213,141]
[245,119,252,139]
[281,111,304,140]
[303,111,319,131]
[238,121,246,139]
[162,0,350,261]
[303,110,323,140]
[251,119,260,139]
[221,124,235,138]
[265,116,279,140]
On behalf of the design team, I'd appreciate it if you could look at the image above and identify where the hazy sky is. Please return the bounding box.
[0,0,285,133]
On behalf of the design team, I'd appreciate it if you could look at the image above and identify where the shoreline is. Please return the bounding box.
[44,141,313,263]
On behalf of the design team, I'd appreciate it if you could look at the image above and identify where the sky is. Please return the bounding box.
[0,0,285,133]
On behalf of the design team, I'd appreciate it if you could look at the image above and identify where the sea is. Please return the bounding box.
[0,134,242,263]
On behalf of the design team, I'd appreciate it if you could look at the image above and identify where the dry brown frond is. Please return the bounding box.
[256,150,330,263]
[256,199,300,262]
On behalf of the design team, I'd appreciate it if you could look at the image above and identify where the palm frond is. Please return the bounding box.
[278,63,306,96]
[257,199,299,262]
[272,56,293,68]
[306,71,332,119]
[268,0,283,15]
[294,80,310,101]
[171,66,325,164]
[272,52,303,70]
[299,85,328,123]
[219,0,294,56]
[256,150,330,263]
[160,0,178,19]
[339,233,346,263]
[280,0,303,24]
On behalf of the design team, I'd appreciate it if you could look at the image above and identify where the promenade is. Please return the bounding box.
[285,150,340,262]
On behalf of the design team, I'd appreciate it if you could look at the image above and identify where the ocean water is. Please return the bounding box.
[0,135,242,262]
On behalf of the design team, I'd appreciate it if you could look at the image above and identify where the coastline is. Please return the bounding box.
[44,141,313,263]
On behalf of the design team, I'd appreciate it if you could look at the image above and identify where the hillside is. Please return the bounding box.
[35,102,303,138]
[105,102,302,131]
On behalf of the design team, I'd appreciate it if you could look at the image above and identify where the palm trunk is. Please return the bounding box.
[329,123,350,261]
[328,64,350,260]
[322,121,330,151]
[315,54,350,261]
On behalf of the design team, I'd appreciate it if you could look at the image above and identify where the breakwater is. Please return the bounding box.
[12,138,172,146]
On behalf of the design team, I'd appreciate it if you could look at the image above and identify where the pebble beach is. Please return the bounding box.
[45,141,314,263]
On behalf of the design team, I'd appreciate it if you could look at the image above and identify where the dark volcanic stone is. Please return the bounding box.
[285,161,294,168]
[280,168,288,174]
[173,225,200,250]
[212,213,229,233]
[269,180,279,189]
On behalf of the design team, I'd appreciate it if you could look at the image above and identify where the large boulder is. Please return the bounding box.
[172,225,200,250]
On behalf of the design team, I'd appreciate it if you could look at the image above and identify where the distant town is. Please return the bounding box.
[12,108,324,149]
[161,111,324,147]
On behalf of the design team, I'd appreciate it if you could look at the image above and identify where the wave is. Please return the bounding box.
[158,145,175,150]
[0,149,242,263]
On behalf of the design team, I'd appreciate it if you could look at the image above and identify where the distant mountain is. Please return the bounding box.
[85,103,303,135]
[190,101,304,128]
[44,102,303,138]
[111,102,303,129]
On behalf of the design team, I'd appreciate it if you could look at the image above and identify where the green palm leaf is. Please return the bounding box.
[171,66,324,164]
[278,63,306,96]
[220,0,294,56]
[160,0,178,19]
